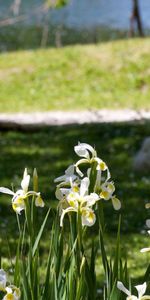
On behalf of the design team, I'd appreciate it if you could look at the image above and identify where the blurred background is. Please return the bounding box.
[0,0,150,287]
[0,0,150,50]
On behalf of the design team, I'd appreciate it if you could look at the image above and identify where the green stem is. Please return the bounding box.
[89,162,97,193]
[77,212,82,256]
[31,194,37,243]
[16,213,21,235]
[25,197,33,246]
[69,213,77,248]
[98,200,105,234]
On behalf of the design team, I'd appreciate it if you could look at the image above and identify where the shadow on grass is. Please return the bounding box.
[0,24,130,52]
[0,121,149,231]
[0,121,150,280]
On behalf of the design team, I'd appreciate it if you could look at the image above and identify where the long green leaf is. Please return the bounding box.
[32,208,50,257]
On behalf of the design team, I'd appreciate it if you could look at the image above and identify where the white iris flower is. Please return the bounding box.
[60,177,99,227]
[100,181,121,210]
[55,143,121,226]
[0,168,44,214]
[3,286,21,300]
[0,269,21,300]
[117,281,150,299]
[74,143,110,179]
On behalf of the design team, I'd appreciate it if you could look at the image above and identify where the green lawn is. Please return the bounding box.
[0,38,150,112]
[0,122,150,281]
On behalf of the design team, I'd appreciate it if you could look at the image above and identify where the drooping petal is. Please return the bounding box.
[81,208,96,227]
[117,281,131,296]
[107,168,111,181]
[95,158,107,171]
[35,194,45,208]
[60,207,77,227]
[76,166,84,177]
[107,182,115,194]
[0,269,7,291]
[135,282,147,298]
[100,181,115,200]
[112,197,121,210]
[0,187,14,196]
[75,158,89,177]
[80,177,89,196]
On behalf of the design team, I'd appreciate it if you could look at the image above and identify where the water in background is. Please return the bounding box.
[0,0,150,30]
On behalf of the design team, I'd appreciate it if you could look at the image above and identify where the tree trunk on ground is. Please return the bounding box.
[129,0,144,37]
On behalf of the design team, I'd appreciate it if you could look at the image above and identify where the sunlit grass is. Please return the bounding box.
[0,38,150,111]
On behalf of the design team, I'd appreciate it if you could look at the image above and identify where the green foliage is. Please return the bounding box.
[0,25,127,52]
[0,124,150,299]
[46,0,68,8]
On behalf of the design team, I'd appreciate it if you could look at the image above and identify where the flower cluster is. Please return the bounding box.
[117,281,150,300]
[0,269,20,300]
[55,143,121,227]
[0,168,44,214]
[58,176,99,227]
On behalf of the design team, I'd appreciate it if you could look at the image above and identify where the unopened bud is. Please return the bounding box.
[33,168,38,192]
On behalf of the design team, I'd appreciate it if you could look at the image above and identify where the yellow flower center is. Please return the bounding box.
[5,294,14,300]
[72,186,79,193]
[100,191,110,200]
[99,161,107,171]
[88,211,95,223]
[12,196,24,211]
[68,199,77,208]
